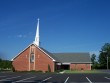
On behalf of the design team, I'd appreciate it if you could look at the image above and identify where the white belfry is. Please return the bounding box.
[34,18,40,46]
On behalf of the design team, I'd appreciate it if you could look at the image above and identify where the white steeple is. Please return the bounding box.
[34,18,40,46]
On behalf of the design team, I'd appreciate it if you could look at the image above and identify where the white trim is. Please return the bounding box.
[29,46,31,71]
[33,43,55,61]
[62,63,70,65]
[57,63,61,65]
[68,62,92,64]
[34,47,35,70]
[11,43,33,61]
[11,43,56,62]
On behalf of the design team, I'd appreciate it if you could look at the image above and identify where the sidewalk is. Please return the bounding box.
[59,70,65,74]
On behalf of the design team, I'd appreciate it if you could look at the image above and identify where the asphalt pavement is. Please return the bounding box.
[0,72,110,83]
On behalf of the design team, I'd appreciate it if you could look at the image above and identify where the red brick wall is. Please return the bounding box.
[70,63,91,70]
[12,44,55,72]
[34,45,55,72]
[12,47,30,71]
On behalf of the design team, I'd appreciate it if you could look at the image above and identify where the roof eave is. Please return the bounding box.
[33,43,56,61]
[61,62,92,64]
[11,43,33,61]
[12,43,56,62]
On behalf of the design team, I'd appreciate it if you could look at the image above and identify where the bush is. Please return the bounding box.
[45,71,49,73]
[12,65,16,72]
[48,64,51,72]
[36,70,43,73]
[31,70,43,73]
[55,69,64,73]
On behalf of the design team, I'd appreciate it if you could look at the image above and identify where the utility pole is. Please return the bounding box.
[107,55,108,70]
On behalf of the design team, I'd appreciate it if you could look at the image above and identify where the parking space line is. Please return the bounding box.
[42,77,52,82]
[86,77,92,83]
[14,81,35,82]
[0,76,21,81]
[105,77,110,80]
[64,77,69,83]
[12,76,36,83]
[0,76,6,77]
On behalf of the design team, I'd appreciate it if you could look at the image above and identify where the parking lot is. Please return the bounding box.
[0,72,110,83]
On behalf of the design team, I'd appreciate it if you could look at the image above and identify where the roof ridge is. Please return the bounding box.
[52,52,89,54]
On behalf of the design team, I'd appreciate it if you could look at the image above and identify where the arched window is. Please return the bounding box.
[30,54,34,63]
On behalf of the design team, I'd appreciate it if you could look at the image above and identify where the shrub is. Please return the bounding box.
[48,64,51,72]
[12,65,16,72]
[36,70,42,73]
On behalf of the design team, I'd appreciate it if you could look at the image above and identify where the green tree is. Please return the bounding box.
[91,54,96,64]
[0,59,12,70]
[91,54,97,69]
[0,58,2,62]
[99,43,110,69]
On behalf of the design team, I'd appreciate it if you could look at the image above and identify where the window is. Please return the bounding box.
[30,54,34,63]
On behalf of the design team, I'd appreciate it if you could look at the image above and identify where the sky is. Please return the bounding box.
[0,0,110,60]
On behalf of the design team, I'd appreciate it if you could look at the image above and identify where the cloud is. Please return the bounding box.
[17,34,22,38]
[16,32,34,38]
[8,32,34,39]
[16,34,27,38]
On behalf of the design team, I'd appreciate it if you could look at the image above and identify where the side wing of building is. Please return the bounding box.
[52,53,92,70]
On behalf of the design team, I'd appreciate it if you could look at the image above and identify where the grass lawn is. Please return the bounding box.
[64,70,103,74]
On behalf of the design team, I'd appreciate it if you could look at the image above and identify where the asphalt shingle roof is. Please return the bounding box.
[40,47,91,63]
[39,47,60,61]
[12,43,91,64]
[52,53,91,63]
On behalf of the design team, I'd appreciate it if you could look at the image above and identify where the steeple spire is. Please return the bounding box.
[34,18,40,46]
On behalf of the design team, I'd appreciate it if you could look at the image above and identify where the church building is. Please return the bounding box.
[12,19,91,72]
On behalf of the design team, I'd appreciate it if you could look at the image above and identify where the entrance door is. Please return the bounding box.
[61,65,70,70]
[55,63,70,70]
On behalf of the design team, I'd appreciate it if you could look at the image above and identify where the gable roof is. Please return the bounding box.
[12,43,91,63]
[39,47,60,62]
[35,47,91,63]
[52,53,91,63]
[11,43,55,61]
